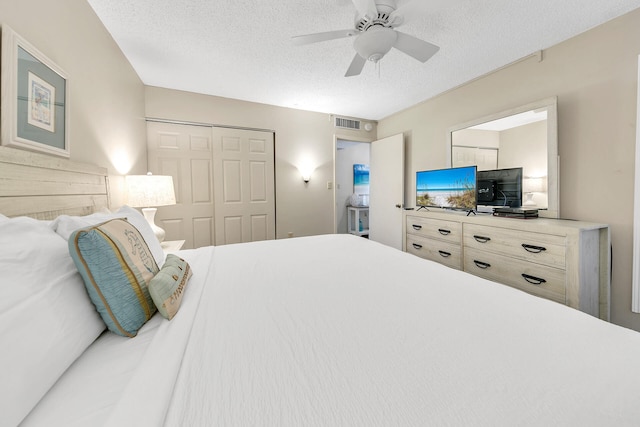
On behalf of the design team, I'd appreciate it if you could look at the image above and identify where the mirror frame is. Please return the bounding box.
[446,96,559,218]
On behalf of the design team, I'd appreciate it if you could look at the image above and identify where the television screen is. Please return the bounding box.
[476,167,523,209]
[416,166,477,211]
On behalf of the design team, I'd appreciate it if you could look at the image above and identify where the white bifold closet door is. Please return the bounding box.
[147,121,275,249]
[212,127,275,245]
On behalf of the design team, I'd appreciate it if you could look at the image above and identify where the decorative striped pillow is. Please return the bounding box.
[149,254,192,320]
[69,218,159,337]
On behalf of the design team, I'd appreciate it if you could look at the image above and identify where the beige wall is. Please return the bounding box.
[145,86,376,238]
[501,121,548,207]
[500,121,547,173]
[378,9,640,331]
[0,0,147,207]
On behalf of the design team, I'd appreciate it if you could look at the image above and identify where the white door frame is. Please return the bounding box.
[332,134,373,233]
[632,54,640,313]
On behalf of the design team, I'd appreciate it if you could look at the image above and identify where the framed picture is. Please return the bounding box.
[1,25,69,157]
[353,163,370,195]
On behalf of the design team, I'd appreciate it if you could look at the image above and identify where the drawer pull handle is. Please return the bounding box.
[473,260,491,269]
[522,244,547,254]
[412,224,422,231]
[412,243,423,250]
[473,235,491,243]
[438,250,451,258]
[522,274,547,285]
[438,228,451,236]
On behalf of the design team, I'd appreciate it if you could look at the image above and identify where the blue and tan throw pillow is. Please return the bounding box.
[149,254,192,320]
[69,218,159,337]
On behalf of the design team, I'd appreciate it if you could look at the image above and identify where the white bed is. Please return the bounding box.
[2,147,640,426]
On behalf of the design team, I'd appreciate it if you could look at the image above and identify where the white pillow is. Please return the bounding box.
[50,205,165,266]
[115,206,165,266]
[0,216,106,426]
[50,210,119,240]
[0,213,8,221]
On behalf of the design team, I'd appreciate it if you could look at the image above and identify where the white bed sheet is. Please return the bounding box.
[25,235,640,426]
[162,235,640,426]
[21,248,211,427]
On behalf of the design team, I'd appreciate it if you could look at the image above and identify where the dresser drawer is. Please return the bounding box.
[464,223,566,269]
[406,215,462,244]
[407,234,462,270]
[464,247,566,303]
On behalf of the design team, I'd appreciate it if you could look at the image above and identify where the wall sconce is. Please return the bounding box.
[125,172,176,242]
[523,176,545,206]
[297,158,315,185]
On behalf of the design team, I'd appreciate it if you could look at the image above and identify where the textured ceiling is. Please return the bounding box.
[87,0,640,121]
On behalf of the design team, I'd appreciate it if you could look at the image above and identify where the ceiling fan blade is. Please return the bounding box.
[393,31,439,62]
[292,29,358,46]
[345,53,367,77]
[351,0,378,21]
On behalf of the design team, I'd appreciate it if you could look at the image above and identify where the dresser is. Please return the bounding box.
[404,210,610,320]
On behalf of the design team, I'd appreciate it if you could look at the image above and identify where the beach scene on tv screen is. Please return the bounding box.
[417,167,476,209]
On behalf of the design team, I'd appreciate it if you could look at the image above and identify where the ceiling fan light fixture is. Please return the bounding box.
[353,26,397,62]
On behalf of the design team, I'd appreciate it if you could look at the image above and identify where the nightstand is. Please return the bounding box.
[161,240,185,255]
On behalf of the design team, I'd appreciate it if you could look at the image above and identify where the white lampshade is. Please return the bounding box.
[125,173,176,242]
[125,173,176,208]
[523,176,545,193]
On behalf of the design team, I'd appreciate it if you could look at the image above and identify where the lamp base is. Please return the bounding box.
[141,207,166,243]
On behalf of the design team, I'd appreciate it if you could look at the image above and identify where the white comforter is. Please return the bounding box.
[133,234,640,426]
[32,234,640,426]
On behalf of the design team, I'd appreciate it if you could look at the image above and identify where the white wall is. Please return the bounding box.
[378,8,640,331]
[0,0,148,207]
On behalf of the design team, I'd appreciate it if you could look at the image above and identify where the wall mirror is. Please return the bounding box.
[447,97,559,218]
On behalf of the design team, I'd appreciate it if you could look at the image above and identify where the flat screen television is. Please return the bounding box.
[476,167,523,211]
[416,166,477,212]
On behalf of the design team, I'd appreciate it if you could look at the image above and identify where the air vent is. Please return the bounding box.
[335,117,361,130]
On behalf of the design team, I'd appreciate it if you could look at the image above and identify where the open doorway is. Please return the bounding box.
[335,139,371,234]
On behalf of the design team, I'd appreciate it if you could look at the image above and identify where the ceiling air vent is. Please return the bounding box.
[335,117,361,130]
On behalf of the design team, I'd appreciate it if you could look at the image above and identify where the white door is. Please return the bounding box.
[147,121,215,249]
[369,133,404,249]
[213,127,275,245]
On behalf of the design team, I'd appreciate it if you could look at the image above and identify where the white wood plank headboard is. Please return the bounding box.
[0,146,109,219]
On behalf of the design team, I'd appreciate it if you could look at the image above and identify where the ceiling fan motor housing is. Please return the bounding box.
[355,0,400,31]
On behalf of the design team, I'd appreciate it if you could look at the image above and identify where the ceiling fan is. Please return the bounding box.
[292,0,440,77]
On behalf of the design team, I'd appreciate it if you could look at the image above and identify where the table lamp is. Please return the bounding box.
[125,172,176,242]
[523,176,544,207]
